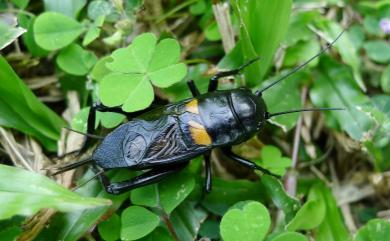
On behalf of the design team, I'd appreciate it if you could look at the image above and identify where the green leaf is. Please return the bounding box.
[107,33,157,73]
[82,15,104,46]
[284,11,319,47]
[88,0,119,22]
[359,95,390,145]
[18,15,49,57]
[283,39,320,68]
[261,175,300,223]
[262,71,303,131]
[199,220,220,240]
[101,33,187,112]
[314,182,352,241]
[310,57,374,141]
[315,20,365,91]
[50,170,130,241]
[363,40,390,63]
[71,107,125,132]
[159,171,195,213]
[34,12,85,51]
[0,217,23,241]
[161,64,210,102]
[12,0,29,9]
[0,19,26,50]
[148,38,180,71]
[0,164,111,220]
[71,107,94,132]
[363,15,382,36]
[56,43,97,76]
[91,56,113,82]
[0,56,65,150]
[121,206,160,241]
[360,95,390,171]
[0,227,21,241]
[98,111,126,129]
[170,201,208,241]
[82,27,100,46]
[358,0,390,10]
[100,73,154,112]
[348,24,366,50]
[202,178,265,216]
[381,65,390,93]
[130,185,158,208]
[205,21,221,41]
[232,0,292,87]
[286,184,326,231]
[149,63,188,88]
[355,219,390,241]
[98,213,121,241]
[255,145,292,176]
[138,227,173,241]
[220,201,271,241]
[131,171,195,214]
[190,0,206,15]
[43,0,86,18]
[270,232,308,241]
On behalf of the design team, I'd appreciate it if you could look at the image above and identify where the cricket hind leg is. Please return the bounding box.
[98,162,190,195]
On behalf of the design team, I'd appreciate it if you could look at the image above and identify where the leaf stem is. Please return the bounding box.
[162,213,180,241]
[285,86,308,196]
[155,0,198,23]
[155,185,179,241]
[84,233,97,241]
[0,8,35,17]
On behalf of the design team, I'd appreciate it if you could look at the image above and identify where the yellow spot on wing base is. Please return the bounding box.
[186,99,199,114]
[188,120,212,145]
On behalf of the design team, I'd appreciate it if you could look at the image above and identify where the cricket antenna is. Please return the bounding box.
[265,107,345,119]
[255,30,345,96]
[63,126,104,139]
[51,156,94,176]
[71,169,104,191]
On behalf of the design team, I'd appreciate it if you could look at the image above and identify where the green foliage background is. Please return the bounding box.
[0,0,389,241]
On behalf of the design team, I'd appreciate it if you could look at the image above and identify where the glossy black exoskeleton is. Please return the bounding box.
[53,33,344,195]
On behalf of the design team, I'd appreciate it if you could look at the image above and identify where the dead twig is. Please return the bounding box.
[329,161,357,233]
[0,127,33,171]
[212,1,235,53]
[18,91,84,241]
[285,86,308,196]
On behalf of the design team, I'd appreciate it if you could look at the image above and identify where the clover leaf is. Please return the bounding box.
[130,171,195,214]
[270,232,308,241]
[220,201,271,241]
[100,33,188,112]
[120,206,160,240]
[255,145,292,176]
[56,44,97,76]
[34,12,85,51]
[355,219,390,241]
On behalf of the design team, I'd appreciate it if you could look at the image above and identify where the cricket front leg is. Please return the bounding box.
[221,147,280,179]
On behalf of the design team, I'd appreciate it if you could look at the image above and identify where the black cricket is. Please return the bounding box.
[53,33,344,195]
